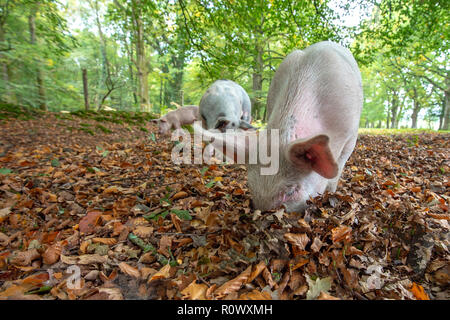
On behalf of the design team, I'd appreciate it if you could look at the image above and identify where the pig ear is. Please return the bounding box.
[239,120,256,130]
[150,119,159,123]
[286,135,338,179]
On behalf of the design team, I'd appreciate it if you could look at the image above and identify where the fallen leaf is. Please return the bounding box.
[284,233,310,250]
[306,275,332,300]
[331,225,352,243]
[118,262,141,278]
[149,264,172,282]
[10,249,40,266]
[42,243,63,265]
[172,191,188,200]
[79,211,102,234]
[214,265,252,298]
[409,283,429,300]
[317,292,340,300]
[92,238,117,246]
[239,290,272,300]
[181,280,208,300]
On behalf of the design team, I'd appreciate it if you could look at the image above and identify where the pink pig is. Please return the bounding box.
[195,41,363,212]
[152,105,199,136]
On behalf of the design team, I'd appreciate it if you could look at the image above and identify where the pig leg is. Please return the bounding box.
[326,136,357,192]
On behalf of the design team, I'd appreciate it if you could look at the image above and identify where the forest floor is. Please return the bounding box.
[0,106,448,300]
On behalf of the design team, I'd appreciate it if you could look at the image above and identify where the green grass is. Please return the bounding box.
[0,102,44,120]
[96,124,113,134]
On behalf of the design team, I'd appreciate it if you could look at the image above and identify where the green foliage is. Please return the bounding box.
[0,1,447,129]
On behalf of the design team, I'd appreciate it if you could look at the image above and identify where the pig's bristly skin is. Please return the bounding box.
[248,41,363,212]
[199,80,252,131]
[158,105,199,135]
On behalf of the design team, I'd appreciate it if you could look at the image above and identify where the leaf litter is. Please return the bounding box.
[0,112,449,300]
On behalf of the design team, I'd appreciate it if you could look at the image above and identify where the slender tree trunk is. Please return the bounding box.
[442,88,449,130]
[161,63,170,107]
[159,76,163,113]
[251,42,264,120]
[132,2,149,112]
[411,88,421,129]
[92,0,115,111]
[386,102,391,129]
[82,68,89,111]
[124,37,138,106]
[28,7,47,111]
[390,91,399,129]
[0,25,10,102]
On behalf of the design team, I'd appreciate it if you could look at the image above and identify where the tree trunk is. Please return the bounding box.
[410,89,420,129]
[442,88,449,130]
[386,105,390,129]
[82,68,89,111]
[390,91,399,129]
[170,40,186,106]
[28,8,47,111]
[0,25,10,102]
[132,2,149,112]
[251,43,264,120]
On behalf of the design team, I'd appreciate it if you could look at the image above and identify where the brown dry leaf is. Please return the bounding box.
[10,249,40,266]
[61,254,107,265]
[92,238,117,246]
[214,265,252,298]
[172,191,188,200]
[247,261,267,284]
[133,226,154,238]
[277,272,290,297]
[284,233,310,250]
[170,214,182,233]
[0,284,34,298]
[317,292,340,300]
[98,288,124,300]
[79,211,102,234]
[310,237,324,253]
[112,222,126,236]
[239,290,272,300]
[0,232,9,247]
[79,241,90,254]
[118,262,141,278]
[42,243,63,265]
[351,174,365,182]
[103,186,120,194]
[0,207,11,223]
[331,225,352,243]
[290,258,309,271]
[140,267,157,280]
[149,264,172,282]
[158,235,173,258]
[426,212,449,220]
[181,280,208,300]
[293,285,308,297]
[262,267,277,289]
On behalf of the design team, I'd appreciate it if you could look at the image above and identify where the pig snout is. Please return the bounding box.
[214,117,239,132]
